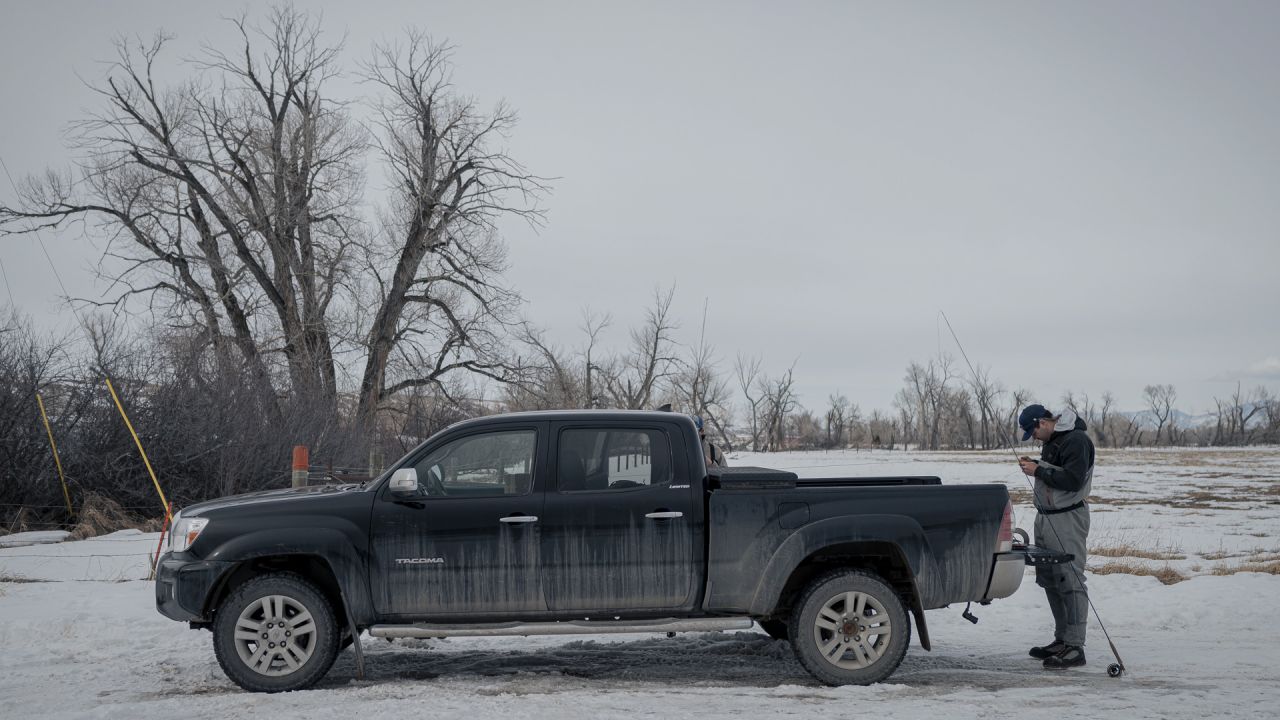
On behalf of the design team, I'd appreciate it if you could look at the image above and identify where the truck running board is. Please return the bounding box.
[369,617,754,638]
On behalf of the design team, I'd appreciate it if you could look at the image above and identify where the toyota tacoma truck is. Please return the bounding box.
[155,410,1037,692]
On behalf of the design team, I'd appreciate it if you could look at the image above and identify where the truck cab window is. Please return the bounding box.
[413,430,536,497]
[558,429,669,491]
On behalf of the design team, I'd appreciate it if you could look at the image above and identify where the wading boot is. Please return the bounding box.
[1029,640,1066,660]
[1043,645,1086,669]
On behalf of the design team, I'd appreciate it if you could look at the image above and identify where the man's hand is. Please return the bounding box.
[1018,456,1038,477]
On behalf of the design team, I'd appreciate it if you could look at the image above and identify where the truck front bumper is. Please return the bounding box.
[155,554,235,622]
[983,552,1026,600]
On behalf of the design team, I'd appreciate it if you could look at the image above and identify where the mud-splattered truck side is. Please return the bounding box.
[156,410,1031,692]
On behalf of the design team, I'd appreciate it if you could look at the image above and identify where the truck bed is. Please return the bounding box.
[703,474,1008,614]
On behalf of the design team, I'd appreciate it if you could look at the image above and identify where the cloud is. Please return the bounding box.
[1214,356,1280,382]
[1245,357,1280,378]
[1208,356,1280,384]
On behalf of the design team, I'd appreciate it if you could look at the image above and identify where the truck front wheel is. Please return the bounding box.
[789,569,910,685]
[212,572,341,692]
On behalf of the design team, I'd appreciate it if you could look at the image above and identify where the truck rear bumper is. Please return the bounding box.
[155,554,235,622]
[984,552,1026,600]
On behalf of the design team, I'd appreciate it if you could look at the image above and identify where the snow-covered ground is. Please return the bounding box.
[2,447,1278,719]
[736,446,1280,578]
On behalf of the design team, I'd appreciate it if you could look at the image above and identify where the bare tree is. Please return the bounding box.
[1096,391,1115,447]
[0,16,354,421]
[604,285,679,409]
[825,393,851,448]
[508,324,579,409]
[580,308,612,409]
[948,387,977,449]
[0,9,546,434]
[1143,384,1177,445]
[867,409,897,450]
[759,362,799,452]
[896,365,927,449]
[896,356,955,450]
[1259,387,1280,444]
[967,364,1003,449]
[1116,413,1144,447]
[1212,382,1266,446]
[735,353,765,452]
[670,299,732,449]
[355,33,547,424]
[1002,387,1032,448]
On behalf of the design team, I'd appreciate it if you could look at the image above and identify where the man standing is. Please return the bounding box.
[694,415,727,468]
[1017,403,1094,669]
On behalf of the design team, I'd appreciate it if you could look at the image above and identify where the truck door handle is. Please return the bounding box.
[499,515,539,524]
[645,511,683,519]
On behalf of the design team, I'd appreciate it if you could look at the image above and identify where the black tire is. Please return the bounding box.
[789,569,910,686]
[758,619,790,641]
[212,572,341,692]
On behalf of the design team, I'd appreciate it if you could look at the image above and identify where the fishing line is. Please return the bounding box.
[0,254,16,310]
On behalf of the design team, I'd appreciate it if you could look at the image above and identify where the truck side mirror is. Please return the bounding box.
[389,468,419,496]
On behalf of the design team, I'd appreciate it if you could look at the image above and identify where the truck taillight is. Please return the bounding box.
[998,500,1014,553]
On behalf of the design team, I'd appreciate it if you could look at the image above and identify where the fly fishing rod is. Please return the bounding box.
[939,311,1127,678]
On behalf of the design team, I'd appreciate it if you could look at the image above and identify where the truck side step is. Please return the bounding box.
[369,617,754,638]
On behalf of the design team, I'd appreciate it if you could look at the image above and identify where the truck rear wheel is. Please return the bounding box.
[212,572,341,692]
[789,569,909,686]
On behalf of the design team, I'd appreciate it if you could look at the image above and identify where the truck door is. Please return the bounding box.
[369,425,546,617]
[540,423,698,612]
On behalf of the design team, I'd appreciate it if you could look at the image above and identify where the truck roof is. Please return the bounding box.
[444,409,696,432]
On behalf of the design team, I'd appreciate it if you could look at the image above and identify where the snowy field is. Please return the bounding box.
[2,447,1278,719]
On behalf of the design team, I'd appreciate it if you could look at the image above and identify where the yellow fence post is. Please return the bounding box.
[36,393,74,519]
[104,377,172,524]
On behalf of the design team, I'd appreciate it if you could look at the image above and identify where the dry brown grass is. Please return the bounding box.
[1008,487,1033,504]
[0,573,45,597]
[3,506,38,535]
[67,493,163,540]
[1201,550,1241,560]
[1182,490,1239,503]
[1089,561,1187,585]
[0,573,40,583]
[1211,561,1280,576]
[1092,545,1186,561]
[1085,495,1151,507]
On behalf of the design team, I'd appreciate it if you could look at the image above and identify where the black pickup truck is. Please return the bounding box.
[156,410,1033,692]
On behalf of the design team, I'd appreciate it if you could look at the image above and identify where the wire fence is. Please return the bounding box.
[1,552,154,559]
[1,536,158,544]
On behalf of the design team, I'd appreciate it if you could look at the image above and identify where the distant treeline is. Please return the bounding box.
[3,302,1277,533]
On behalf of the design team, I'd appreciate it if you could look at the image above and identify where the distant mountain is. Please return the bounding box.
[1117,406,1262,430]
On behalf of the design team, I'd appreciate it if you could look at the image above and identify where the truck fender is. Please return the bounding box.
[747,514,933,650]
[202,527,375,626]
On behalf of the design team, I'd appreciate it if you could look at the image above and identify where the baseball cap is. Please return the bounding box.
[1018,404,1052,441]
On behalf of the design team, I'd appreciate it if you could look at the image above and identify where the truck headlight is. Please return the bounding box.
[169,515,209,553]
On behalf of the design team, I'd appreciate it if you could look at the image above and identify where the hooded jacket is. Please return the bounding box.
[1032,408,1094,512]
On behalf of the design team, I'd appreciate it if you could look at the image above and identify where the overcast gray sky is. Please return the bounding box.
[2,0,1277,416]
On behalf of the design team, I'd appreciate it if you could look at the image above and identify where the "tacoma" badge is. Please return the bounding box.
[395,557,445,565]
